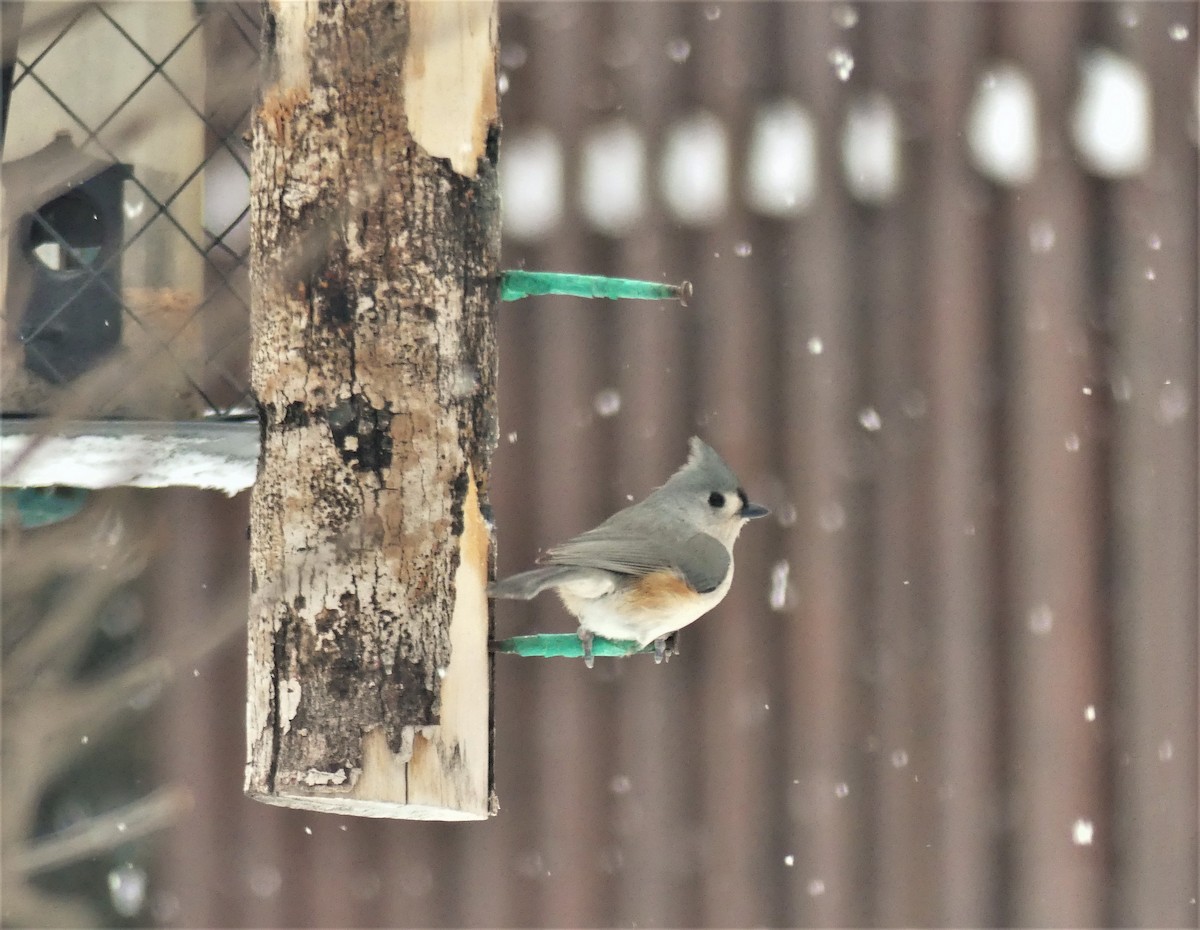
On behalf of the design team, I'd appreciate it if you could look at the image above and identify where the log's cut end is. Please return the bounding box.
[246,470,493,821]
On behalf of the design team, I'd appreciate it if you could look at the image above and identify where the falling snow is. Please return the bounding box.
[769,560,791,611]
[1157,383,1189,424]
[107,863,148,918]
[818,500,846,533]
[594,389,622,418]
[827,47,855,81]
[1028,603,1054,635]
[832,4,859,28]
[1028,219,1056,253]
[666,37,692,63]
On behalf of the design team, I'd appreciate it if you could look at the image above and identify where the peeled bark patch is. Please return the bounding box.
[246,0,499,820]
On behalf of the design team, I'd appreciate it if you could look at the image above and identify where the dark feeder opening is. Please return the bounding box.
[28,192,106,272]
[3,134,132,384]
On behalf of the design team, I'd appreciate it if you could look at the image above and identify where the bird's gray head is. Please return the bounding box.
[654,437,770,545]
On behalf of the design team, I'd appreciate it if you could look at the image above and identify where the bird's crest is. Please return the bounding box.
[665,436,740,492]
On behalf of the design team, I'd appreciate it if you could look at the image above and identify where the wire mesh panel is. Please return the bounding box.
[1,5,259,923]
[2,1,257,420]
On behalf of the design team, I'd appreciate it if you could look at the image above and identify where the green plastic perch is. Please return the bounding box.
[500,270,692,304]
[492,633,653,658]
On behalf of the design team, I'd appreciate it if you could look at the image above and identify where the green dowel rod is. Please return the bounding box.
[500,270,692,303]
[1,487,89,529]
[491,633,650,658]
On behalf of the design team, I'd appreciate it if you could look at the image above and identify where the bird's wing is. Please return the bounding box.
[543,527,729,595]
[673,532,730,594]
[488,565,615,600]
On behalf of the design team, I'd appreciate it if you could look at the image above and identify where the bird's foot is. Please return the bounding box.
[653,631,680,664]
[578,628,595,668]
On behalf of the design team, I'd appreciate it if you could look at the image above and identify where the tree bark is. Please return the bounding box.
[246,0,499,820]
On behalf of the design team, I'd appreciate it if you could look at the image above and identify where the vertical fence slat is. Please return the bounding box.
[483,5,544,925]
[609,5,700,921]
[518,5,613,926]
[998,4,1107,924]
[690,4,776,925]
[604,3,700,927]
[1105,3,1200,925]
[150,491,248,927]
[922,4,1003,925]
[779,4,864,925]
[858,5,941,925]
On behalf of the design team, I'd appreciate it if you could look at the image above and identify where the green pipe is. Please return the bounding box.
[500,270,692,304]
[491,633,650,658]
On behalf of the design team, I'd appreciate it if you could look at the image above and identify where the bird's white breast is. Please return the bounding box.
[557,564,734,646]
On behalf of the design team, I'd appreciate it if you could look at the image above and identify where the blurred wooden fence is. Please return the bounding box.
[6,1,1196,927]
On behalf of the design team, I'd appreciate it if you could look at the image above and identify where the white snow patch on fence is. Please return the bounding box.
[967,63,1039,186]
[1072,48,1152,177]
[581,119,646,235]
[661,110,729,226]
[500,127,564,240]
[745,99,817,217]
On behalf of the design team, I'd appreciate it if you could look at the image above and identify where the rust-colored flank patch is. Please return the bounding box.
[625,570,694,610]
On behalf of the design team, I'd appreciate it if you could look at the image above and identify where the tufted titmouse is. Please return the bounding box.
[488,437,769,665]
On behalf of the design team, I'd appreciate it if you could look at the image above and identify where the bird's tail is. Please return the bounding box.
[487,565,577,600]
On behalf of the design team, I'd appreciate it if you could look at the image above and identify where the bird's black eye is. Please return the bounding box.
[708,492,726,509]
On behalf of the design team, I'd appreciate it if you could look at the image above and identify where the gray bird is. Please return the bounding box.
[488,437,769,665]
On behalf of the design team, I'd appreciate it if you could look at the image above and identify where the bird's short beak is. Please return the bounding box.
[740,502,770,520]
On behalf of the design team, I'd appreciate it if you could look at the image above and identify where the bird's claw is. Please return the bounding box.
[653,631,680,664]
[578,628,595,668]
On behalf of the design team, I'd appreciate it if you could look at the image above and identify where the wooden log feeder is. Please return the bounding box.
[247,0,500,819]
